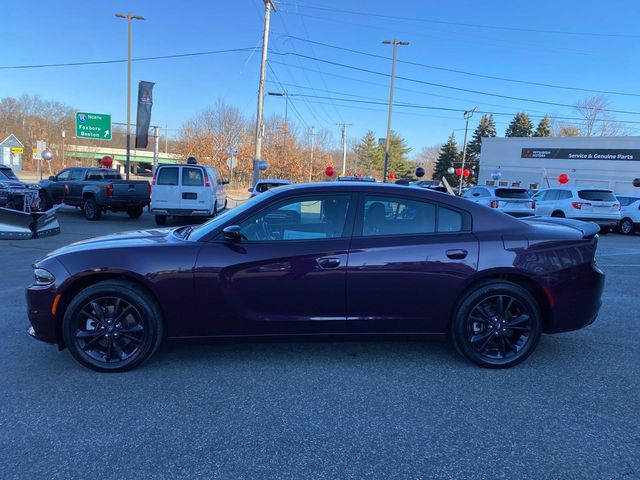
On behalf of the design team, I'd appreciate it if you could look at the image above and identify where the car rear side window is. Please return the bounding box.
[578,190,616,202]
[182,167,204,187]
[495,188,530,199]
[157,167,179,186]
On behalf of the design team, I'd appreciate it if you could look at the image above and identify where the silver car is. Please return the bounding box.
[463,186,534,217]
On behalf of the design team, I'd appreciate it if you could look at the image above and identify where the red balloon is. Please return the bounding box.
[388,172,395,180]
[558,173,570,184]
[463,169,471,178]
[455,168,462,176]
[101,156,113,168]
[325,166,335,177]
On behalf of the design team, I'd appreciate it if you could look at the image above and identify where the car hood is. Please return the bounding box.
[45,228,177,258]
[0,179,27,188]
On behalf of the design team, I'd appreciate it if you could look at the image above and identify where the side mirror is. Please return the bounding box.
[222,225,243,242]
[222,179,230,185]
[48,176,56,182]
[247,187,253,193]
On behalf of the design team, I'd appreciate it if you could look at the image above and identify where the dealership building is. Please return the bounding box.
[478,136,640,194]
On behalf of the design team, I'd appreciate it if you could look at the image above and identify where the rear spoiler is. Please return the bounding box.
[520,216,600,239]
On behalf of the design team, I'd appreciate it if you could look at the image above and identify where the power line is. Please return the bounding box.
[278,35,640,98]
[0,47,257,70]
[287,1,640,39]
[269,50,640,116]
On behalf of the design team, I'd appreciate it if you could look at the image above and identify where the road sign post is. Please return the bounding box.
[75,112,112,140]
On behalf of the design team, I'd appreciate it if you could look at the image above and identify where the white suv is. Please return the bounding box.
[533,187,620,232]
[462,186,534,217]
[616,194,640,235]
[151,164,227,226]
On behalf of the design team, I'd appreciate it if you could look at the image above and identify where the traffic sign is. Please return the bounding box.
[226,157,238,169]
[75,112,112,140]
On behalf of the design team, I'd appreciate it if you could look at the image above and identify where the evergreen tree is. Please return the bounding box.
[505,112,533,137]
[385,131,413,178]
[465,114,496,185]
[533,115,552,137]
[354,130,413,178]
[354,130,383,176]
[432,133,459,186]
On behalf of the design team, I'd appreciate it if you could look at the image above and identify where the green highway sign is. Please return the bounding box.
[75,112,112,140]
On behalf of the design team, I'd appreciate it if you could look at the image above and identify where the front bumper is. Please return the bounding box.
[26,283,61,346]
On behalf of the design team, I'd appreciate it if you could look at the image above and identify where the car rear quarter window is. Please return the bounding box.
[494,188,530,199]
[157,167,179,186]
[578,190,616,202]
[182,167,204,187]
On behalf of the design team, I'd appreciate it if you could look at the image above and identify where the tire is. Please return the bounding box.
[39,191,52,211]
[551,211,565,218]
[450,281,542,369]
[599,226,611,235]
[127,206,143,219]
[62,280,164,373]
[223,198,228,210]
[619,218,635,235]
[212,201,218,217]
[155,214,167,226]
[83,198,101,221]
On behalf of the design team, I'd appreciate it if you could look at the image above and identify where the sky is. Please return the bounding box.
[3,0,640,154]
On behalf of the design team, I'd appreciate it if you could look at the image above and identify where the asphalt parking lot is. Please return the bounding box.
[0,207,638,480]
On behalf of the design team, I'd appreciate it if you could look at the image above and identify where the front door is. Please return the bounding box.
[50,169,71,204]
[346,193,479,334]
[194,193,355,336]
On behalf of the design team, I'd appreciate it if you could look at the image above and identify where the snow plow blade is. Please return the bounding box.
[0,205,62,240]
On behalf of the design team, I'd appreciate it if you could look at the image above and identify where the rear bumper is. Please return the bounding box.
[505,211,535,218]
[105,199,150,209]
[151,208,211,217]
[567,216,620,227]
[543,263,605,334]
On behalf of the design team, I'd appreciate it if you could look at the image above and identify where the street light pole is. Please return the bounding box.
[459,107,477,195]
[267,91,289,145]
[253,0,277,187]
[308,125,315,182]
[61,130,66,169]
[115,12,144,180]
[382,39,409,183]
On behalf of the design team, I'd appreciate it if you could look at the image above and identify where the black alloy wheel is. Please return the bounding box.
[63,281,163,372]
[83,198,101,221]
[620,218,635,235]
[451,282,542,368]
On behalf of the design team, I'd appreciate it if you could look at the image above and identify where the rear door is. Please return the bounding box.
[346,193,478,334]
[180,166,211,214]
[535,189,559,216]
[152,166,181,211]
[494,188,534,215]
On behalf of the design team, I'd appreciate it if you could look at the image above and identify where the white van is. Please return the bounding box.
[151,164,227,226]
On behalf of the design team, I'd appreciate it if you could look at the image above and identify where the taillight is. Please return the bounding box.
[152,174,156,186]
[613,203,620,211]
[148,182,152,197]
[489,200,499,208]
[571,202,591,209]
[531,201,536,209]
[204,172,211,188]
[106,184,114,197]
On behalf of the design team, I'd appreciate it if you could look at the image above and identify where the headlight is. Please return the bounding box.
[33,268,55,286]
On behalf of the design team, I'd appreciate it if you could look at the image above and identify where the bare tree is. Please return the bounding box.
[412,144,440,179]
[573,95,628,136]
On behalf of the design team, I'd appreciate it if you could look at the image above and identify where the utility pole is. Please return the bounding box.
[268,91,289,147]
[459,107,477,195]
[61,130,66,169]
[338,123,351,175]
[253,0,276,187]
[382,39,409,183]
[152,125,160,175]
[115,12,144,180]
[308,125,315,182]
[164,124,168,153]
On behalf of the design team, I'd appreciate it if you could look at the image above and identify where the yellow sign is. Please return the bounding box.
[10,147,24,154]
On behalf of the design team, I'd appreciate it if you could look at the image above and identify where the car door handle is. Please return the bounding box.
[446,249,468,260]
[316,257,341,269]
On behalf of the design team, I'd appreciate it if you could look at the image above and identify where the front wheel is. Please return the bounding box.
[619,218,635,235]
[127,206,143,219]
[83,198,101,221]
[450,281,542,369]
[62,280,164,372]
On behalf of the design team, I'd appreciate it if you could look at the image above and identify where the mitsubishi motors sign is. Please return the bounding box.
[521,148,640,161]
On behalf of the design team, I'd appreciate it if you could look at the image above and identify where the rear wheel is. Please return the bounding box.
[450,281,542,369]
[212,201,218,217]
[83,198,101,221]
[155,214,167,226]
[551,210,565,218]
[620,218,635,235]
[62,280,164,372]
[127,206,143,219]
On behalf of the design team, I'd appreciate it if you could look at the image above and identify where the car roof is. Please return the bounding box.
[617,194,640,198]
[256,179,292,184]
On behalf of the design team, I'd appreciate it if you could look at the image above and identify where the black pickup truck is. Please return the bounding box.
[39,167,150,221]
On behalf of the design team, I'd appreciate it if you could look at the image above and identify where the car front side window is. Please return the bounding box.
[238,195,351,242]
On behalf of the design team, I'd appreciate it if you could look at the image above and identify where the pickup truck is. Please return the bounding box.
[39,167,150,221]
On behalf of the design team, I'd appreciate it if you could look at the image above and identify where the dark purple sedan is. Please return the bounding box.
[26,182,604,372]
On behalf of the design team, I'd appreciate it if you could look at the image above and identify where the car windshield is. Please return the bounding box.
[187,191,275,241]
[578,190,616,202]
[0,168,18,181]
[256,182,288,193]
[495,188,530,199]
